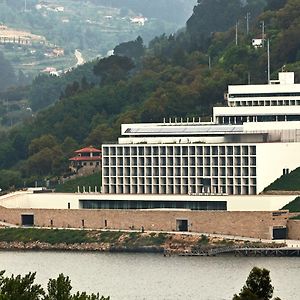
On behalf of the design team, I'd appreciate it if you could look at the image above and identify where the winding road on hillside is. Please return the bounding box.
[75,49,85,66]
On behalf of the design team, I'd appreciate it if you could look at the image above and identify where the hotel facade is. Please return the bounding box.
[1,73,300,238]
[102,72,300,198]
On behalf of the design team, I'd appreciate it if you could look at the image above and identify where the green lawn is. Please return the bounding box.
[0,228,167,248]
[0,228,95,244]
[55,172,101,193]
[281,196,300,212]
[264,167,300,192]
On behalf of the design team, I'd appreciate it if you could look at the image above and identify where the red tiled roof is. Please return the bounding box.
[69,156,102,161]
[75,146,101,153]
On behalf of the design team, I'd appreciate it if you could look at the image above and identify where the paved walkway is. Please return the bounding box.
[0,221,18,228]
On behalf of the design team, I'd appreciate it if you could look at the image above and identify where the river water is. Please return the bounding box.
[0,251,298,300]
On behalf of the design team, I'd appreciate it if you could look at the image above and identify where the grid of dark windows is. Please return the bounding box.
[229,92,300,98]
[102,144,257,195]
[228,99,300,107]
[216,115,300,124]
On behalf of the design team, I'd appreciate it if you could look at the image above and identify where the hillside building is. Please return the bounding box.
[102,72,300,196]
[69,146,101,175]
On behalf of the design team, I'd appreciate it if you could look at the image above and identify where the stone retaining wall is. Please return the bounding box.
[287,219,300,239]
[0,206,289,240]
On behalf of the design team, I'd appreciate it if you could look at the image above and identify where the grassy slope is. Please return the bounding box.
[281,197,300,212]
[0,228,280,252]
[55,172,101,193]
[264,167,300,192]
[0,228,168,248]
[0,228,93,244]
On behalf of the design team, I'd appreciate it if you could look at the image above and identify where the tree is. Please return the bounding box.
[0,169,22,191]
[0,51,16,92]
[29,74,62,111]
[45,274,72,300]
[114,36,145,61]
[84,124,115,146]
[29,135,59,156]
[233,267,281,300]
[265,0,287,11]
[44,273,110,300]
[186,0,242,50]
[63,81,80,99]
[0,271,109,300]
[61,137,79,158]
[0,271,44,300]
[93,55,135,84]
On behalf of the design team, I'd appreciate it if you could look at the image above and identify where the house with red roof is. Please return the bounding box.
[69,146,101,175]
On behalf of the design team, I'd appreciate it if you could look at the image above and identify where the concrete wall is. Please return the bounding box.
[0,192,297,212]
[0,192,79,209]
[287,220,300,240]
[0,206,289,240]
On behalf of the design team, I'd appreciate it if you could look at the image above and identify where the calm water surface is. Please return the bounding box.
[0,251,299,300]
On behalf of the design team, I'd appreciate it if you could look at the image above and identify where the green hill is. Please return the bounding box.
[264,168,300,192]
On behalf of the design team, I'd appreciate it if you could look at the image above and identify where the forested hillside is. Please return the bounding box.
[0,51,17,91]
[0,0,299,190]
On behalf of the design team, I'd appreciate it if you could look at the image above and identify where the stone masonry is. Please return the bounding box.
[0,206,289,240]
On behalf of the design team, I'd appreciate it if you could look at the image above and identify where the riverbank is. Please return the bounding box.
[0,227,286,255]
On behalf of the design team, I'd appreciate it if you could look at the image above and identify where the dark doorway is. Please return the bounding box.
[21,214,34,226]
[273,227,287,240]
[176,219,188,232]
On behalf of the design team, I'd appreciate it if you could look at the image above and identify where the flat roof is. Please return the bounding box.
[123,125,244,136]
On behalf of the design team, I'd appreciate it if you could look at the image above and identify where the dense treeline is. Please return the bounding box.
[0,271,109,300]
[29,61,99,111]
[0,51,17,92]
[0,0,300,189]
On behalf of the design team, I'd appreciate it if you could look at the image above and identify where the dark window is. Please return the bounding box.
[273,227,287,240]
[176,219,188,231]
[21,214,34,226]
[79,200,227,211]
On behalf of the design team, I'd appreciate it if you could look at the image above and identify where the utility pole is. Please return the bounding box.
[261,20,265,48]
[235,21,238,46]
[208,55,211,70]
[267,39,271,84]
[24,0,27,12]
[246,12,250,35]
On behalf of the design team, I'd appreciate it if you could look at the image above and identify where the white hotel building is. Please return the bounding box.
[102,72,300,203]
